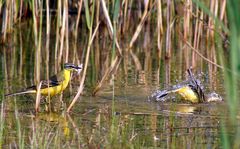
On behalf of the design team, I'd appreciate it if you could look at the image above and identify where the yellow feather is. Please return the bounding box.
[174,86,199,103]
[40,69,71,96]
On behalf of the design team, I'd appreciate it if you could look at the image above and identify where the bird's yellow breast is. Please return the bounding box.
[40,69,71,96]
[175,86,199,103]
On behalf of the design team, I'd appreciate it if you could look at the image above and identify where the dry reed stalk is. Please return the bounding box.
[165,0,172,58]
[122,0,129,33]
[100,0,122,56]
[11,37,17,78]
[2,0,9,41]
[32,0,42,84]
[8,0,13,31]
[3,50,9,90]
[128,0,151,49]
[54,0,62,72]
[110,55,122,78]
[193,7,199,49]
[206,0,215,41]
[58,0,67,65]
[67,22,100,112]
[184,45,190,69]
[208,61,218,90]
[46,0,50,37]
[137,1,142,19]
[130,50,142,71]
[144,45,151,74]
[183,0,192,68]
[165,60,171,85]
[72,0,83,70]
[220,0,226,21]
[95,0,100,37]
[32,0,38,48]
[125,0,133,32]
[123,50,129,81]
[183,0,191,40]
[75,0,83,38]
[37,2,43,84]
[34,0,38,17]
[192,7,199,67]
[13,0,18,22]
[207,44,218,90]
[19,30,23,77]
[19,0,23,23]
[143,1,151,50]
[155,65,160,86]
[45,49,50,98]
[92,56,120,96]
[94,38,100,75]
[35,81,42,112]
[214,0,219,23]
[196,11,204,50]
[210,0,219,39]
[157,0,163,53]
[72,38,81,72]
[210,44,217,67]
[45,0,50,89]
[64,0,69,63]
[72,42,80,65]
[45,14,50,99]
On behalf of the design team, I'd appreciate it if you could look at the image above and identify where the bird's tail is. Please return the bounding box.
[5,90,36,97]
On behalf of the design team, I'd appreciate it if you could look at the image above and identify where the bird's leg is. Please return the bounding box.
[36,96,46,112]
[58,94,66,111]
[45,96,52,112]
[60,101,66,112]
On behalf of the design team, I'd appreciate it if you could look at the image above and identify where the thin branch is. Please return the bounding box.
[184,40,223,69]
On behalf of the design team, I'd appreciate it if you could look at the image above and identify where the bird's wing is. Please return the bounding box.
[43,71,65,88]
[26,71,65,90]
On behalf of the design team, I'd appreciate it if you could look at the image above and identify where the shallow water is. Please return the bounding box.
[0,21,232,148]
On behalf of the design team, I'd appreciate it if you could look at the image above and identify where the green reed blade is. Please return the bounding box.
[84,0,91,30]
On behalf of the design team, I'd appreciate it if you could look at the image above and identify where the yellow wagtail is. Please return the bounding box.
[153,68,222,103]
[5,63,83,97]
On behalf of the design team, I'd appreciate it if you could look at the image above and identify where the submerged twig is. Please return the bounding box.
[92,56,121,96]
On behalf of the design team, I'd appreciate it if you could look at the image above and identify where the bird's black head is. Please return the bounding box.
[64,63,83,74]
